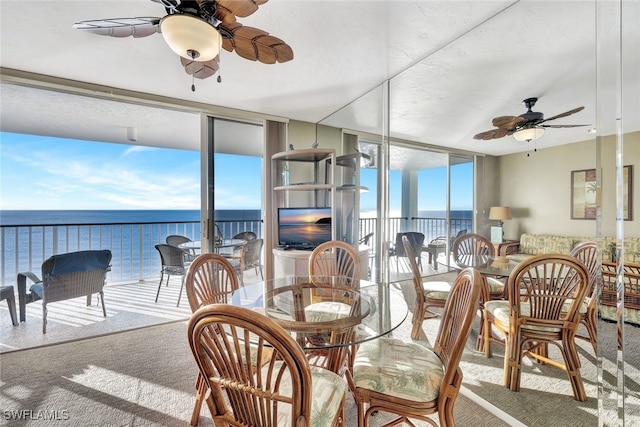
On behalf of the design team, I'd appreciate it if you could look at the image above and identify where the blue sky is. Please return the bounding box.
[1,132,471,212]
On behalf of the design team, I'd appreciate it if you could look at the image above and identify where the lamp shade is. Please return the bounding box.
[489,206,512,221]
[513,127,545,142]
[160,14,222,62]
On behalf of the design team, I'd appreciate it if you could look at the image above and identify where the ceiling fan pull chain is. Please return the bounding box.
[191,72,196,92]
[217,60,222,83]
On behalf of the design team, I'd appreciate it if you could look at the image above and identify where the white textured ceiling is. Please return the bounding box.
[1,1,638,157]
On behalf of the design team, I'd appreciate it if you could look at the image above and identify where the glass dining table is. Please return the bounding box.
[228,276,409,373]
[440,254,520,350]
[441,254,519,280]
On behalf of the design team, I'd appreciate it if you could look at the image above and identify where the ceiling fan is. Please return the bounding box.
[473,97,588,142]
[73,0,293,87]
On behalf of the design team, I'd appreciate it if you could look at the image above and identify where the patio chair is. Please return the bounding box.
[232,231,257,241]
[187,304,346,426]
[389,231,425,272]
[1,286,19,326]
[154,244,188,307]
[17,249,112,333]
[184,253,240,427]
[347,267,482,426]
[166,234,197,262]
[229,238,264,285]
[483,254,589,401]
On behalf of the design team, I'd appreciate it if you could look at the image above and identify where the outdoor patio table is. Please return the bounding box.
[179,239,246,255]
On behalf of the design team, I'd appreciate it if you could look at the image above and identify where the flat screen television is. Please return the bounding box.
[278,207,332,249]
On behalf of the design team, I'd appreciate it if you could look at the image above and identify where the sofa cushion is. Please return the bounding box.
[519,234,574,255]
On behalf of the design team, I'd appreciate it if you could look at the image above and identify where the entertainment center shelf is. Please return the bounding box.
[271,149,337,252]
[270,147,367,278]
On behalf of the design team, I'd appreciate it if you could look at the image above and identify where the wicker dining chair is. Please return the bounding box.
[483,253,589,401]
[187,304,346,427]
[308,240,361,287]
[403,235,452,338]
[306,240,362,372]
[347,267,482,427]
[569,241,599,354]
[452,232,506,299]
[184,253,240,427]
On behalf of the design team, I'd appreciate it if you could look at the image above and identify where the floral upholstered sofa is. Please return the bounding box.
[501,233,640,325]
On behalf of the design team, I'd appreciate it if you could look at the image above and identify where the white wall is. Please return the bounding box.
[497,131,639,239]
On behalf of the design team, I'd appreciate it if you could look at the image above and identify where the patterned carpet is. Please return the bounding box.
[2,269,638,425]
[1,318,516,426]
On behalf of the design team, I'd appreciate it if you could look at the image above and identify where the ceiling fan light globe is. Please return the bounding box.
[513,127,544,142]
[160,14,221,62]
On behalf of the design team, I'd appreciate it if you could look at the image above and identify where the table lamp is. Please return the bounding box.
[489,206,512,243]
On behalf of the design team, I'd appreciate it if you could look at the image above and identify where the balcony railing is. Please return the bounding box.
[0,216,470,286]
[359,216,473,251]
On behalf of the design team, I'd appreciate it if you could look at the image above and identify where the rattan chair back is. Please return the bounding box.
[185,253,239,312]
[187,304,345,426]
[570,241,599,352]
[504,253,589,401]
[309,240,361,286]
[348,267,481,427]
[452,232,494,267]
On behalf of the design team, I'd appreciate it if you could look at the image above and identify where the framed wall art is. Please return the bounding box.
[571,165,633,220]
[571,168,598,220]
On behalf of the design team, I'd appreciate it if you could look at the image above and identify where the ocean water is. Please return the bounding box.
[0,210,261,284]
[0,209,471,284]
[0,210,260,226]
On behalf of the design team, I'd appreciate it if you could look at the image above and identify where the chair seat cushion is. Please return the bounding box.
[562,298,588,314]
[485,300,561,333]
[485,277,505,294]
[352,337,443,402]
[30,284,43,300]
[305,301,351,322]
[269,364,346,426]
[422,281,451,301]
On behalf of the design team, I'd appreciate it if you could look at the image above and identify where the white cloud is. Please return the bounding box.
[122,146,157,156]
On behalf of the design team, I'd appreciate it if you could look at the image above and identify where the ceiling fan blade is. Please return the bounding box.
[492,116,526,130]
[541,124,591,128]
[213,5,237,24]
[220,23,293,64]
[181,56,220,79]
[215,0,268,18]
[539,106,585,123]
[473,129,510,140]
[73,17,161,38]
